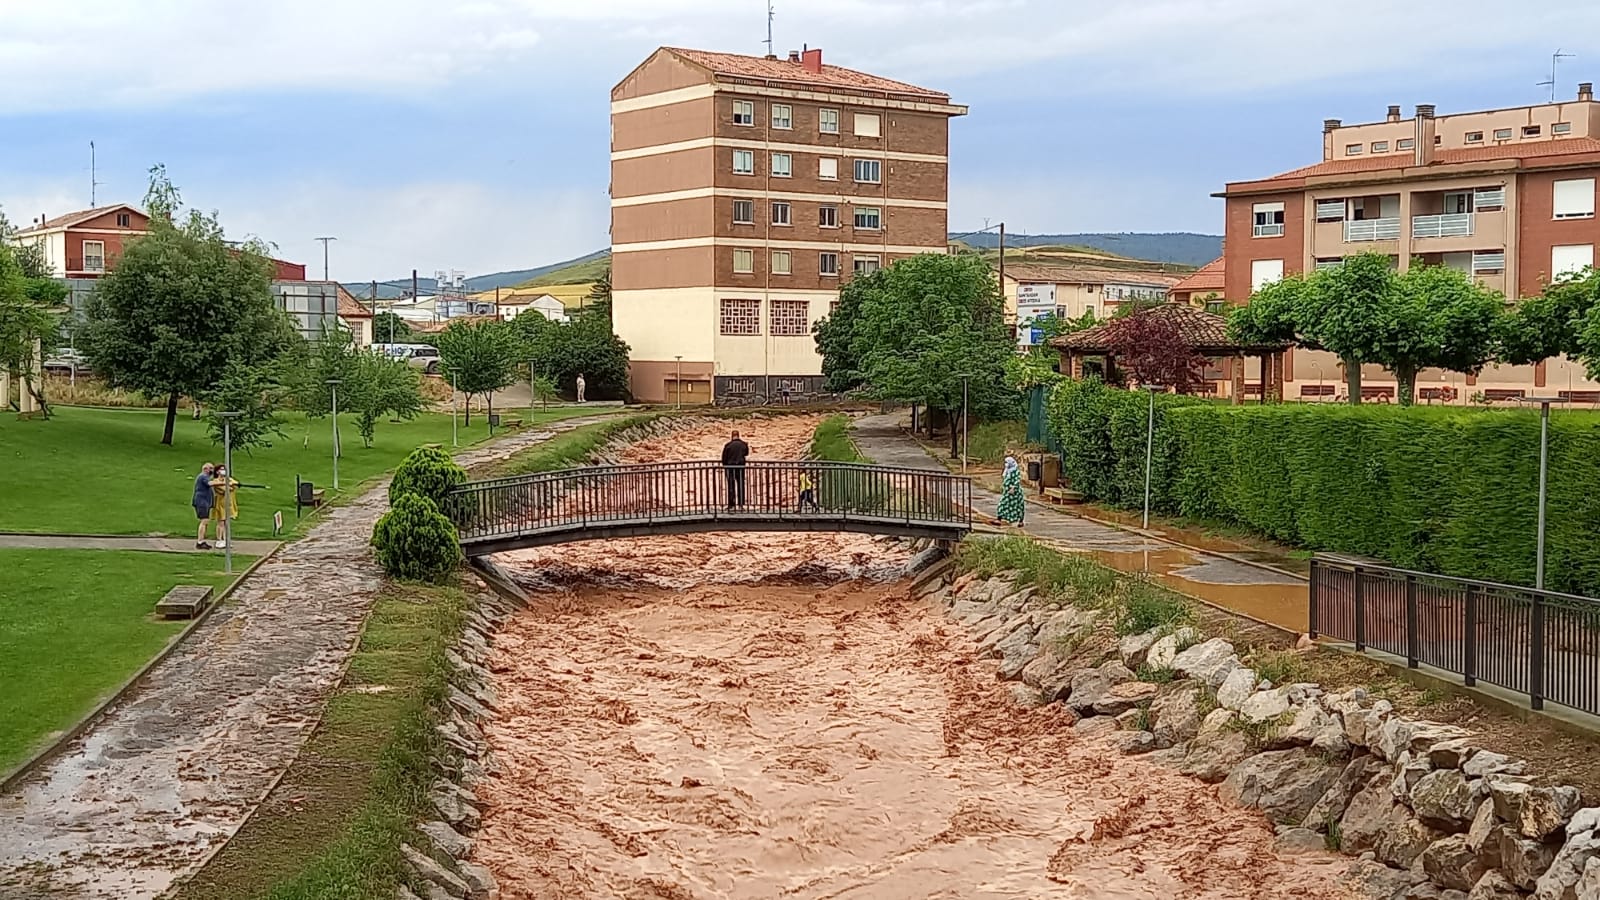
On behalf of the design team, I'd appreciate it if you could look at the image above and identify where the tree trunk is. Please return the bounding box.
[1343,357,1363,405]
[462,393,472,425]
[1396,366,1418,407]
[162,391,179,444]
[487,392,494,428]
[949,408,960,458]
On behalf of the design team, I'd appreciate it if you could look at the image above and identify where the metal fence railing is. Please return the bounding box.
[1310,556,1600,714]
[444,460,973,547]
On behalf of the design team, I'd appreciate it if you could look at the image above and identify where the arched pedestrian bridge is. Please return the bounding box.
[444,460,973,556]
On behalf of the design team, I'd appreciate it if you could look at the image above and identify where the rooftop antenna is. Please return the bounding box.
[1538,49,1576,102]
[764,1,775,57]
[89,141,104,206]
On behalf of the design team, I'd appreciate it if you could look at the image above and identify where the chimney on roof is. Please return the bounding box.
[1322,119,1341,160]
[1414,104,1437,166]
[1323,118,1341,132]
[787,50,800,63]
[1387,105,1402,122]
[1581,82,1595,102]
[802,47,822,74]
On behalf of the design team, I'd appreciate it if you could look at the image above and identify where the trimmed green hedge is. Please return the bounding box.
[1046,382,1600,595]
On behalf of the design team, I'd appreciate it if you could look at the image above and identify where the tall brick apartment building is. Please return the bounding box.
[609,47,966,404]
[1218,85,1600,403]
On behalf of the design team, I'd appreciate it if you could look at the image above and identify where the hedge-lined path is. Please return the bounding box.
[0,415,617,900]
[0,533,281,556]
[850,413,1310,632]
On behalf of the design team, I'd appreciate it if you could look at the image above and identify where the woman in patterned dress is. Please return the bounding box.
[997,455,1026,526]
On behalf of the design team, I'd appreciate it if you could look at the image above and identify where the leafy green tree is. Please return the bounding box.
[1500,267,1599,374]
[531,374,559,407]
[1295,253,1394,404]
[0,244,63,415]
[371,494,461,583]
[389,445,467,506]
[817,254,1017,454]
[348,350,425,447]
[580,267,612,321]
[372,311,414,344]
[291,324,361,420]
[1377,264,1504,405]
[80,166,297,443]
[508,311,631,400]
[204,360,287,453]
[435,319,520,424]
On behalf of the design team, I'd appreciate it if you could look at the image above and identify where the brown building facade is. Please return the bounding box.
[1218,87,1600,404]
[610,46,966,403]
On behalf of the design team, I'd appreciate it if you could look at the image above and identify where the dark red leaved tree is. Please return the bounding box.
[1104,310,1209,393]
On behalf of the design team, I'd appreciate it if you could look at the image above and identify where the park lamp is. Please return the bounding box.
[1517,396,1569,591]
[215,411,243,574]
[326,378,343,489]
[957,372,973,474]
[1141,384,1167,531]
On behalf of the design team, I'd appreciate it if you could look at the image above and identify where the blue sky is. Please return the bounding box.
[2,0,1596,280]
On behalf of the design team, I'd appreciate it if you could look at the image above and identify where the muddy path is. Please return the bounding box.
[474,416,1354,898]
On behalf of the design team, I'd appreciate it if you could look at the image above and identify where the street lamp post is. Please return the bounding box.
[674,355,683,410]
[957,373,972,474]
[326,378,342,490]
[450,372,459,447]
[530,360,538,416]
[1520,396,1569,590]
[216,411,242,574]
[1142,385,1162,530]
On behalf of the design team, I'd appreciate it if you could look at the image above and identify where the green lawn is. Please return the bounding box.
[0,548,252,773]
[0,406,595,539]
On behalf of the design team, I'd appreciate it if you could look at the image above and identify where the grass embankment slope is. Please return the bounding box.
[0,406,593,539]
[171,415,651,900]
[0,549,252,773]
[809,415,866,462]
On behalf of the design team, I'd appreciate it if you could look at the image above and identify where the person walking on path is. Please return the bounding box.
[997,455,1026,526]
[575,373,586,403]
[193,463,216,549]
[721,430,750,509]
[797,469,819,512]
[210,465,240,548]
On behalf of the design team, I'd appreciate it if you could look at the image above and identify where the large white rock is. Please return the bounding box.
[1217,666,1258,711]
[1170,637,1240,687]
[1144,627,1199,670]
[1533,830,1600,900]
[1239,687,1292,725]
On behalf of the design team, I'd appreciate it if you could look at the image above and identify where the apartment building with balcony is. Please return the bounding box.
[609,46,966,403]
[1218,86,1600,403]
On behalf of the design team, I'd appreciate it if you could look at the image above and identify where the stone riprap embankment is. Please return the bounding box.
[921,566,1600,900]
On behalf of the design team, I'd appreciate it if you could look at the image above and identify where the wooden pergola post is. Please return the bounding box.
[1231,353,1246,405]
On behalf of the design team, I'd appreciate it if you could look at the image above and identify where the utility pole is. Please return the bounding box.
[314,236,337,282]
[997,222,1006,296]
[89,141,103,206]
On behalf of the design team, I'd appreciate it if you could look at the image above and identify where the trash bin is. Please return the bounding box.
[1026,459,1042,482]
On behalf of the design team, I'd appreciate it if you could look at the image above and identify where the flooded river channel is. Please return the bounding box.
[473,417,1354,898]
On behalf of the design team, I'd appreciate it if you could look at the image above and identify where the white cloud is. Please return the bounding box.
[3,0,1596,112]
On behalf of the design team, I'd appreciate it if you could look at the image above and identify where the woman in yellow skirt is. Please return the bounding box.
[209,466,240,548]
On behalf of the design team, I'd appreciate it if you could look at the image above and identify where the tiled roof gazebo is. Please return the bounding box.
[1048,303,1294,403]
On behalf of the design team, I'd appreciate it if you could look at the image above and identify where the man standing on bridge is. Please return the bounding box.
[721,430,750,509]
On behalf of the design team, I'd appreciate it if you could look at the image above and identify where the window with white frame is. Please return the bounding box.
[733,149,754,175]
[770,152,792,177]
[819,157,838,180]
[1553,178,1596,219]
[771,201,791,226]
[819,108,839,134]
[770,299,808,335]
[116,212,131,227]
[1345,144,1362,156]
[854,113,881,137]
[1314,258,1343,271]
[1523,125,1541,137]
[1554,122,1573,135]
[771,250,792,276]
[732,248,754,274]
[853,206,881,230]
[732,199,754,224]
[1552,244,1595,278]
[853,159,881,183]
[1315,199,1345,222]
[853,255,881,276]
[1474,186,1506,211]
[1472,250,1505,274]
[1493,128,1513,140]
[1250,259,1284,289]
[732,100,754,126]
[82,240,105,271]
[720,298,760,334]
[1253,202,1285,237]
[1397,138,1416,150]
[1465,131,1484,143]
[819,252,840,276]
[771,104,792,129]
[1371,141,1389,152]
[818,205,838,228]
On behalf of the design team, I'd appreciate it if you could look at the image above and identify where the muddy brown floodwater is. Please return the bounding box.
[475,417,1354,899]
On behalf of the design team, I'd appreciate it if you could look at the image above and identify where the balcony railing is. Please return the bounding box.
[1412,213,1475,239]
[1252,223,1286,238]
[68,255,106,273]
[1343,217,1400,242]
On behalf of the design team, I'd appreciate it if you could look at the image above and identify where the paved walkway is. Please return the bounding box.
[850,414,1310,633]
[0,534,281,556]
[0,415,617,900]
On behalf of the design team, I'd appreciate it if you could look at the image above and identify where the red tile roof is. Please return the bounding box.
[1003,263,1183,288]
[337,285,372,319]
[1169,257,1225,295]
[15,203,144,234]
[665,47,948,100]
[1051,303,1290,353]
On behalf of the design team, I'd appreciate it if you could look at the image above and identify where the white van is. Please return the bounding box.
[373,343,441,374]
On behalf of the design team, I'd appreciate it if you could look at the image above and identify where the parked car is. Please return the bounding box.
[42,349,92,376]
[374,343,442,374]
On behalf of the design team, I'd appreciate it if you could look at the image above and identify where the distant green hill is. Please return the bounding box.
[517,253,611,288]
[346,250,610,300]
[954,232,1221,267]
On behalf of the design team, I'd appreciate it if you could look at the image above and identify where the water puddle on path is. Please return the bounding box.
[467,417,1352,898]
[1087,548,1311,634]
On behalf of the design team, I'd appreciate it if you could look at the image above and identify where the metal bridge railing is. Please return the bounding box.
[1310,556,1600,714]
[444,460,973,545]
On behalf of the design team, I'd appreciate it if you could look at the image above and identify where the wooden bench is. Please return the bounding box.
[500,418,524,430]
[1042,487,1085,506]
[156,585,215,620]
